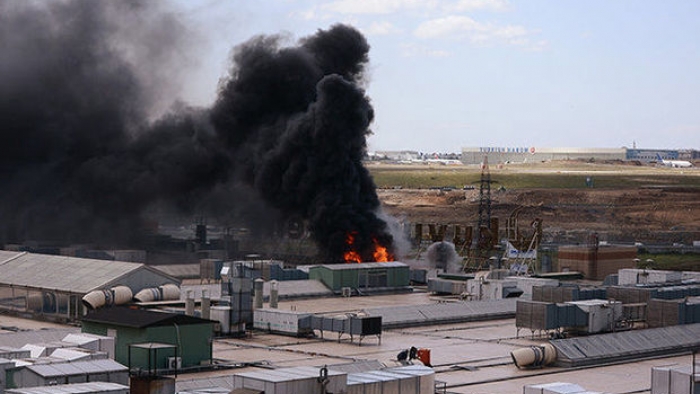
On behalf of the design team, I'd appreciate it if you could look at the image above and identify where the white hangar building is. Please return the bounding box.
[0,250,179,322]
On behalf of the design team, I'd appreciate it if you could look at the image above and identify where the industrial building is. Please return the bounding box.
[80,307,215,371]
[308,262,411,294]
[0,251,180,322]
[461,146,699,165]
[3,246,700,394]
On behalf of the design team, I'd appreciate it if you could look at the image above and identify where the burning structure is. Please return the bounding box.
[0,1,396,263]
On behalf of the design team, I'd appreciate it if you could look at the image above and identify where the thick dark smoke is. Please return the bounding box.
[0,1,394,261]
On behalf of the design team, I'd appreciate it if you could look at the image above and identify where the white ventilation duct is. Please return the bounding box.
[511,343,556,368]
[82,286,133,310]
[133,284,181,303]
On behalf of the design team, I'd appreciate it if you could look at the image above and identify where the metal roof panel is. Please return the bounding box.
[0,251,146,293]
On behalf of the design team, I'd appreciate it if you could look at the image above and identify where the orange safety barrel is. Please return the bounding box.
[416,348,431,367]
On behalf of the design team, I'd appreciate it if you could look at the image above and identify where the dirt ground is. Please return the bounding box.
[377,182,700,246]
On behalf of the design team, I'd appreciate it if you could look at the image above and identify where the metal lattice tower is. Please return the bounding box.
[477,156,492,230]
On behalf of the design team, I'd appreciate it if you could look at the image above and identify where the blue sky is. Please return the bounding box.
[173,0,700,153]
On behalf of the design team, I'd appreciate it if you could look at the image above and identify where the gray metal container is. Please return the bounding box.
[349,316,382,336]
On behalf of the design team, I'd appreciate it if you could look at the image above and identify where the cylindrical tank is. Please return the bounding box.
[201,289,211,320]
[185,290,195,316]
[510,343,556,368]
[269,280,279,309]
[254,279,264,309]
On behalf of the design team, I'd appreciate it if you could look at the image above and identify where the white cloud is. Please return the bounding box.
[447,0,510,12]
[364,21,403,36]
[322,0,437,15]
[294,8,321,21]
[400,42,451,58]
[414,15,482,39]
[293,0,544,51]
[414,15,542,49]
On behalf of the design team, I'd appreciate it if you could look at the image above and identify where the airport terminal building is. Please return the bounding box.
[461,146,627,165]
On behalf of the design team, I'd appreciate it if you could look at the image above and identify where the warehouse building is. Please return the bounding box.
[0,251,179,322]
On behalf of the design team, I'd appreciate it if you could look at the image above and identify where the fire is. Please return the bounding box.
[372,238,394,262]
[343,232,362,263]
[343,232,395,263]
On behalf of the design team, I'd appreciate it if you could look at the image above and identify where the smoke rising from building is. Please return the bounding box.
[0,1,394,261]
[426,242,462,273]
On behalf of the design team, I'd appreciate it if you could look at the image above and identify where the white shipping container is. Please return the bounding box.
[253,309,312,335]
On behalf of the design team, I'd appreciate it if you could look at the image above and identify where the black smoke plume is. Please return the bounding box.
[0,1,394,261]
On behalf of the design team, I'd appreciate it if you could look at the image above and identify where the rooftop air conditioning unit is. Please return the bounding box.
[168,356,182,370]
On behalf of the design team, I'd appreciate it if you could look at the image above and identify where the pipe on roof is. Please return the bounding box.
[82,285,133,310]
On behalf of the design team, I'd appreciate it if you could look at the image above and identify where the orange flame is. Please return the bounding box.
[343,232,362,263]
[373,238,394,262]
[343,232,395,263]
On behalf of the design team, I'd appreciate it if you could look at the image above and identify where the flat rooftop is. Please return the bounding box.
[3,290,695,393]
[181,290,694,393]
